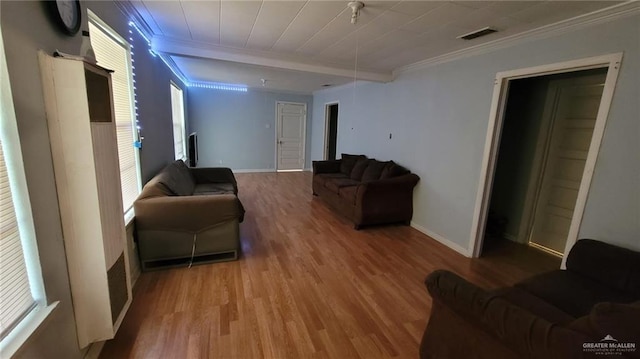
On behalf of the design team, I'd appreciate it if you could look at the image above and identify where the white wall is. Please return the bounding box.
[188,88,313,170]
[312,14,640,254]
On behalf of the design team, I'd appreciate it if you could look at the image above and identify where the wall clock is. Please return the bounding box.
[47,0,82,36]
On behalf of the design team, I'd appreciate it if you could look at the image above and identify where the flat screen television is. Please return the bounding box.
[188,132,198,167]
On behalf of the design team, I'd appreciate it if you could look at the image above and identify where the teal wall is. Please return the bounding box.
[312,14,640,253]
[188,88,313,170]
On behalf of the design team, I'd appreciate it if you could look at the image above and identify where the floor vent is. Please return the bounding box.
[458,27,497,40]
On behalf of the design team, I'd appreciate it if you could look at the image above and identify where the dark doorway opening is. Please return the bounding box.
[325,103,338,160]
[482,68,607,258]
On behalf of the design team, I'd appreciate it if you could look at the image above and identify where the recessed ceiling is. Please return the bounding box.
[126,0,623,93]
[170,55,356,94]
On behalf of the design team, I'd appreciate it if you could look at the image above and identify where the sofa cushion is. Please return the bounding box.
[380,161,410,179]
[319,173,349,179]
[156,160,195,196]
[340,154,365,176]
[325,178,360,193]
[314,173,348,187]
[492,287,575,324]
[566,239,640,296]
[362,160,389,182]
[193,183,235,195]
[138,176,173,199]
[338,185,358,205]
[350,158,369,181]
[515,270,637,318]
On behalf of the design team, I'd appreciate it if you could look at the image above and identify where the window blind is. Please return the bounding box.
[170,84,186,161]
[0,141,35,340]
[89,22,140,213]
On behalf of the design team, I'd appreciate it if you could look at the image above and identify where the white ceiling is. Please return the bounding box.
[128,0,623,93]
[171,55,357,93]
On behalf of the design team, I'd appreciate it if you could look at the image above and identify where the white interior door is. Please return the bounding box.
[529,75,606,254]
[276,102,306,171]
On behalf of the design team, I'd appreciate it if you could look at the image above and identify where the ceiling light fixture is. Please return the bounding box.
[348,1,364,24]
[348,1,363,106]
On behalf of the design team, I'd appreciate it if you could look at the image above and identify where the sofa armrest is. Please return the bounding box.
[190,167,237,189]
[313,160,341,174]
[134,194,243,233]
[425,270,590,359]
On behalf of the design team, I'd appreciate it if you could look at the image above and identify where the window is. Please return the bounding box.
[89,15,140,215]
[0,140,38,342]
[1,25,54,357]
[170,83,186,160]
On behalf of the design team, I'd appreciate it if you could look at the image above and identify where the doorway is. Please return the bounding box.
[483,70,607,256]
[470,53,622,264]
[275,101,307,171]
[324,103,339,160]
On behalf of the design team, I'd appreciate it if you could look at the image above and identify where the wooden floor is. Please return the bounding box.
[100,172,560,359]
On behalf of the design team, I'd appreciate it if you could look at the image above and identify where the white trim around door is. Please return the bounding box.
[275,101,307,172]
[468,53,623,266]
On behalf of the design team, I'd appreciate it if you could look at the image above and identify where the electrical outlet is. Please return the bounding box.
[219,160,223,164]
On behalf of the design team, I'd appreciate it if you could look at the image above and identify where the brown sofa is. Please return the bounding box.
[134,160,245,270]
[420,239,640,359]
[312,154,419,229]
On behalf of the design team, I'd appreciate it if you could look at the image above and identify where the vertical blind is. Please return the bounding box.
[171,84,185,160]
[89,22,140,213]
[0,141,35,339]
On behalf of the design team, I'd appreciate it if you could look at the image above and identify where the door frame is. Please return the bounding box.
[469,53,623,266]
[323,101,339,160]
[275,101,307,172]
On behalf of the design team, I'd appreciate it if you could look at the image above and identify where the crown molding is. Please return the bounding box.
[157,54,189,85]
[248,87,312,96]
[115,1,154,40]
[394,1,640,76]
[152,36,393,83]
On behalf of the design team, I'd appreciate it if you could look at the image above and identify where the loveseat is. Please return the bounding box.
[312,154,419,229]
[134,160,245,270]
[420,239,640,359]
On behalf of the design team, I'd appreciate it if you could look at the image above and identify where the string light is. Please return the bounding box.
[128,21,155,57]
[127,25,142,146]
[127,20,247,93]
[189,82,248,92]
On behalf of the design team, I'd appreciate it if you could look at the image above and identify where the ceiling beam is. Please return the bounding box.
[151,36,394,83]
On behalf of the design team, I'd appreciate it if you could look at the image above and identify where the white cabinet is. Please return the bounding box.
[39,52,132,348]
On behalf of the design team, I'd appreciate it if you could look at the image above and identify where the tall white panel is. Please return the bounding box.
[39,52,132,348]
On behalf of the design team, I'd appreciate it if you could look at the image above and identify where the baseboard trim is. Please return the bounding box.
[410,222,471,257]
[232,169,276,173]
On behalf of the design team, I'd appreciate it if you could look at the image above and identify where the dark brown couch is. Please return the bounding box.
[134,160,245,270]
[420,239,640,359]
[312,154,419,229]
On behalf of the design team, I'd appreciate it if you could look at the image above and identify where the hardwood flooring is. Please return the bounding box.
[100,172,560,359]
